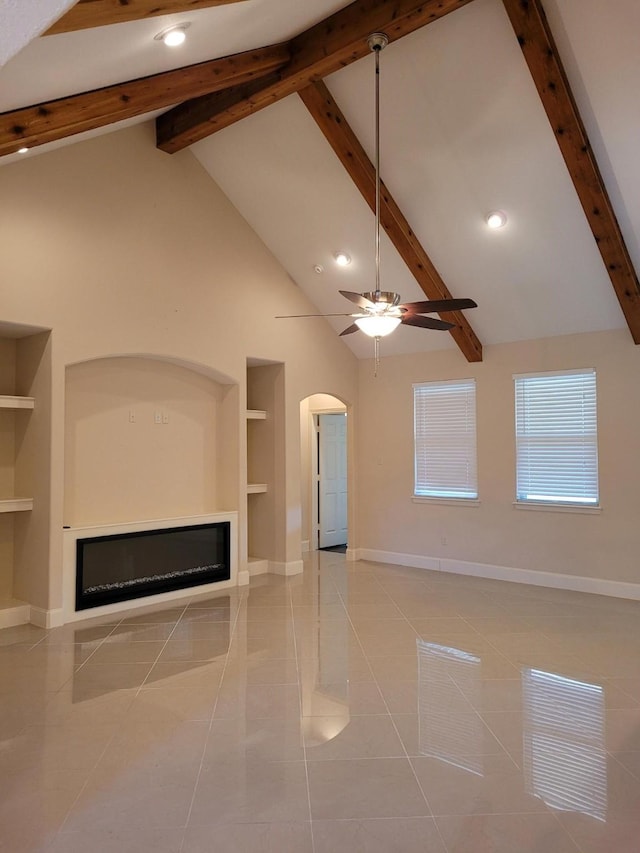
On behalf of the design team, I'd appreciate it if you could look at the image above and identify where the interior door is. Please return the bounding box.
[318,413,348,548]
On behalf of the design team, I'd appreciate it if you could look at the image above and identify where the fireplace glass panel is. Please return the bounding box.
[76,522,231,610]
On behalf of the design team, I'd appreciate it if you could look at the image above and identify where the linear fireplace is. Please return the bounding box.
[76,521,230,611]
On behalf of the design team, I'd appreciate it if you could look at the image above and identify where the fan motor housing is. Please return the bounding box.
[363,291,401,309]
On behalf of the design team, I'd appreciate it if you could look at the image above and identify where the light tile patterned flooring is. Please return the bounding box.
[2,552,640,851]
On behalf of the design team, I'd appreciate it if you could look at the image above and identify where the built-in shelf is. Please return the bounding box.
[246,409,267,420]
[0,498,34,513]
[0,401,35,512]
[0,395,35,410]
[0,330,46,628]
[247,483,268,494]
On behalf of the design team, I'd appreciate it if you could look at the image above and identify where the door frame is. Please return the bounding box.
[317,411,348,549]
[308,406,347,551]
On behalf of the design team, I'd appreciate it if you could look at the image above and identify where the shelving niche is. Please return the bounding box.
[0,325,52,627]
[0,397,34,514]
[246,361,284,576]
[246,410,268,495]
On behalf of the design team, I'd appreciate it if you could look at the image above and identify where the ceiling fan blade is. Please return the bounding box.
[339,323,360,336]
[401,314,455,331]
[275,313,355,318]
[399,298,477,314]
[339,290,376,311]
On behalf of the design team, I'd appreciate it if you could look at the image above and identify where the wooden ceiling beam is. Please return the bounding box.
[156,0,475,153]
[501,0,640,343]
[0,44,289,157]
[299,81,483,363]
[45,0,248,36]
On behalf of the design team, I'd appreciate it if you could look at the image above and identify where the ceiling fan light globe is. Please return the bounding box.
[355,315,401,337]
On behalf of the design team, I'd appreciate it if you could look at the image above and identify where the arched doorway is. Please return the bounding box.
[300,394,348,553]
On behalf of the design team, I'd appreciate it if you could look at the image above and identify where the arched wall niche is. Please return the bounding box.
[64,354,239,527]
[65,352,238,386]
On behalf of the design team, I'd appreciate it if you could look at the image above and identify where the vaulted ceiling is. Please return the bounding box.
[1,0,639,359]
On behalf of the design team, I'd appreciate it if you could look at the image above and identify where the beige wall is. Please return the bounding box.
[356,329,640,585]
[0,339,16,599]
[0,123,357,385]
[0,123,358,611]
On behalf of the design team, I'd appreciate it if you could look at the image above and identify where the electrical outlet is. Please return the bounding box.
[441,536,448,546]
[128,410,135,423]
[154,412,162,424]
[162,412,169,424]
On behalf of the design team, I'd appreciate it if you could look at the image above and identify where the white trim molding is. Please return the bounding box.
[30,606,64,629]
[412,497,480,507]
[512,501,601,515]
[359,549,439,573]
[0,601,31,628]
[358,548,640,602]
[248,557,269,576]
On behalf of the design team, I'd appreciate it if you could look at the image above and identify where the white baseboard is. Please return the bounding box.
[270,560,304,576]
[30,606,65,628]
[248,557,269,577]
[237,570,250,586]
[0,601,31,628]
[301,540,310,553]
[359,549,439,572]
[358,548,640,602]
[346,547,360,562]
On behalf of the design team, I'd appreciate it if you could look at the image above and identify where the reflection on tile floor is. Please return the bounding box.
[2,552,640,851]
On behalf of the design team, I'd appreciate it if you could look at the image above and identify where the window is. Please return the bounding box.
[514,369,598,506]
[413,379,477,500]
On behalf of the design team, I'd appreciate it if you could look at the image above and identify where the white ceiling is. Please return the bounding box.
[1,0,638,358]
[0,0,75,67]
[0,0,348,111]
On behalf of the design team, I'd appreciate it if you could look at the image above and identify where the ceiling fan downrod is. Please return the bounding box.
[368,32,388,305]
[368,33,389,374]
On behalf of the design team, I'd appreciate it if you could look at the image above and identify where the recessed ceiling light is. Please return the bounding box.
[17,147,28,154]
[486,210,508,229]
[334,252,352,267]
[313,264,324,274]
[154,23,190,47]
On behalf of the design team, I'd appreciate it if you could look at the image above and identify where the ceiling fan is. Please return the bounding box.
[278,290,477,338]
[277,33,477,368]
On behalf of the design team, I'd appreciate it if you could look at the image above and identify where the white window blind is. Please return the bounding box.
[414,379,477,499]
[515,369,598,506]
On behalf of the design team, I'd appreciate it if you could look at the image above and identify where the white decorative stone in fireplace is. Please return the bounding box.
[62,512,240,624]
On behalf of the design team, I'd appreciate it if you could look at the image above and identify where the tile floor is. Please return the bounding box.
[2,552,640,851]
